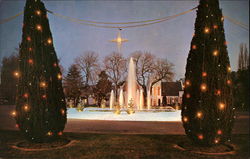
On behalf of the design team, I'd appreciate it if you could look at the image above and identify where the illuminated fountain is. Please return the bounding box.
[139,89,144,110]
[119,88,124,108]
[110,90,115,110]
[147,89,151,110]
[127,57,137,109]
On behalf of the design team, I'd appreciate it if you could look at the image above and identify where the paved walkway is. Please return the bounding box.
[0,105,249,134]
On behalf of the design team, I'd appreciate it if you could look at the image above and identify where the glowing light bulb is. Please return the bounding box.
[57,74,62,80]
[183,117,188,122]
[24,105,29,111]
[200,83,207,92]
[214,139,219,144]
[27,36,31,41]
[185,80,191,87]
[29,47,32,51]
[61,109,65,115]
[47,38,52,44]
[47,131,52,136]
[186,93,191,99]
[202,72,207,77]
[36,10,41,15]
[198,134,203,140]
[213,25,218,29]
[192,45,197,50]
[15,124,19,128]
[42,94,47,99]
[217,130,222,135]
[40,82,46,88]
[28,59,33,64]
[219,102,225,110]
[58,131,63,136]
[36,25,42,31]
[23,93,29,98]
[213,50,219,56]
[204,27,210,33]
[197,111,202,118]
[14,71,20,78]
[221,16,224,21]
[227,80,231,85]
[227,67,231,72]
[216,90,221,96]
[53,63,57,67]
[11,111,16,117]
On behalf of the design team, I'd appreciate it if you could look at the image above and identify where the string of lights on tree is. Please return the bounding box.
[12,0,66,142]
[181,0,234,146]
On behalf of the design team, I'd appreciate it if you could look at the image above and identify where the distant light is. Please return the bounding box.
[213,50,219,56]
[227,80,231,85]
[27,36,31,41]
[24,105,29,111]
[192,45,197,50]
[183,117,188,122]
[197,111,202,118]
[204,27,210,34]
[36,10,41,15]
[219,102,225,110]
[216,90,221,96]
[28,59,33,64]
[14,71,20,78]
[186,93,191,99]
[213,25,218,29]
[185,80,191,87]
[200,83,207,92]
[198,134,203,140]
[11,111,16,117]
[217,130,222,135]
[227,67,231,72]
[40,82,46,88]
[36,25,42,31]
[23,93,29,98]
[47,131,52,136]
[47,38,52,44]
[57,74,62,80]
[202,72,207,77]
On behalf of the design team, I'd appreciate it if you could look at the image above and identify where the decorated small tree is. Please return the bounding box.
[15,0,66,142]
[182,0,234,146]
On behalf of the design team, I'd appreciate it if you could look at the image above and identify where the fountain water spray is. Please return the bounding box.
[127,57,137,109]
[139,89,144,110]
[110,90,114,110]
[119,88,124,108]
[147,89,151,110]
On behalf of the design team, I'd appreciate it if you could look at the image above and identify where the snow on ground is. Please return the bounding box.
[67,107,181,121]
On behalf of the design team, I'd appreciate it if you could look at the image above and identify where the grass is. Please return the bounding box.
[0,130,249,159]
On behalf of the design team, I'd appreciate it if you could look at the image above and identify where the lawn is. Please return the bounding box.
[0,130,249,159]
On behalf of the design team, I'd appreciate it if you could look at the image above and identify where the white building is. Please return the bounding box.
[151,80,184,106]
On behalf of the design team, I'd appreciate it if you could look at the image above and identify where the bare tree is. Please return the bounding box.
[104,52,127,99]
[238,43,249,71]
[131,51,155,103]
[75,51,100,104]
[150,58,174,92]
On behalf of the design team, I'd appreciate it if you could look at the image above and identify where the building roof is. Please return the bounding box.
[161,82,183,96]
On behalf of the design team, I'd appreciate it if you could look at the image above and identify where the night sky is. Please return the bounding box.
[0,0,249,80]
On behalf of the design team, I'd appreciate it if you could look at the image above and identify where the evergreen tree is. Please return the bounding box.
[16,0,66,142]
[64,64,84,107]
[93,71,112,106]
[0,53,18,104]
[182,0,234,146]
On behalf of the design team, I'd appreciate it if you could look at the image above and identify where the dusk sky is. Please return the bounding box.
[0,0,249,80]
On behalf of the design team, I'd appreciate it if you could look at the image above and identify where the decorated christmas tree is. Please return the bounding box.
[182,0,234,146]
[15,0,66,142]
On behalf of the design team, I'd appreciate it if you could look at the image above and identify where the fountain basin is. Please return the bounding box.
[67,107,181,121]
